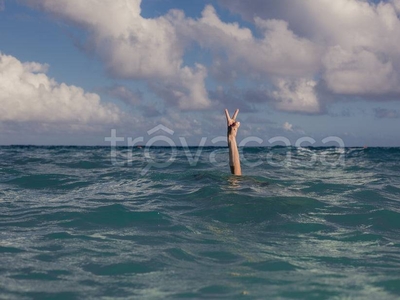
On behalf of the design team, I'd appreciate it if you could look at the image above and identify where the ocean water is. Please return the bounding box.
[1,146,400,299]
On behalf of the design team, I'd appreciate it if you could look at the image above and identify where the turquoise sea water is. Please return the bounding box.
[1,146,400,299]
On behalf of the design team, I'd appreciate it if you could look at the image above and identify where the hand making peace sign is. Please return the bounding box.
[225,108,240,138]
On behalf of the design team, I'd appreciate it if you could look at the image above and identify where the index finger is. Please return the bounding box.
[225,109,230,121]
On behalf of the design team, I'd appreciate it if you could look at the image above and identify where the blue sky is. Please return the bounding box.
[1,0,400,146]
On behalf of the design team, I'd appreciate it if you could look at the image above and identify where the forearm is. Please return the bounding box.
[228,135,241,175]
[225,108,241,175]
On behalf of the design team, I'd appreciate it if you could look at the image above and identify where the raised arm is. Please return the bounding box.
[225,109,241,175]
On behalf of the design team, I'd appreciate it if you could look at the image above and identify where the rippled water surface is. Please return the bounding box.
[1,146,400,299]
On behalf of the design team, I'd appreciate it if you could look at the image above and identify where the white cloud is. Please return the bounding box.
[23,1,318,112]
[0,53,120,123]
[187,5,320,78]
[24,0,211,110]
[392,0,400,12]
[105,85,141,106]
[150,64,210,110]
[272,78,320,113]
[218,0,400,97]
[316,1,400,95]
[283,122,293,132]
[21,1,321,114]
[21,0,400,116]
[322,46,400,94]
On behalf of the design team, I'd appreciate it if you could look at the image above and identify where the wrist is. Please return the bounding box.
[228,134,237,141]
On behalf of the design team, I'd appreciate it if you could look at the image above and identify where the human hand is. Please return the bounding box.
[225,109,240,138]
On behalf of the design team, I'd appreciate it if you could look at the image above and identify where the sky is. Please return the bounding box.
[1,0,400,146]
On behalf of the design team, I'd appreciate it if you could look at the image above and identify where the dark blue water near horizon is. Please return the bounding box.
[1,146,400,299]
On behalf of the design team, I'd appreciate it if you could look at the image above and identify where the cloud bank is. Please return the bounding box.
[219,0,400,96]
[20,0,400,116]
[24,0,211,110]
[0,53,120,123]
